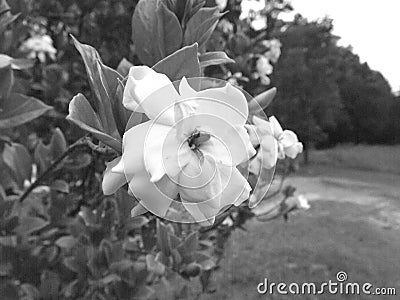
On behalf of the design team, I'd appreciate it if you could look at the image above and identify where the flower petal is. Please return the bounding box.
[260,135,278,169]
[178,77,198,98]
[128,171,177,217]
[113,121,152,176]
[285,142,303,159]
[219,166,252,208]
[195,83,249,125]
[281,130,299,148]
[176,113,255,166]
[123,66,179,125]
[102,157,127,195]
[178,155,222,209]
[248,166,275,208]
[269,116,283,137]
[252,115,273,136]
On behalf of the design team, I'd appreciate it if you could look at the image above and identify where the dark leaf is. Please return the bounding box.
[156,220,171,257]
[16,216,48,235]
[71,36,120,139]
[0,54,35,70]
[67,93,122,152]
[132,0,162,66]
[0,0,20,34]
[0,281,19,300]
[51,180,69,193]
[2,142,32,189]
[0,59,12,102]
[34,140,51,173]
[199,51,235,68]
[40,270,60,299]
[146,254,165,275]
[125,216,149,230]
[0,93,52,129]
[183,7,223,48]
[153,43,200,81]
[117,58,134,77]
[157,2,183,57]
[49,128,67,158]
[248,87,277,114]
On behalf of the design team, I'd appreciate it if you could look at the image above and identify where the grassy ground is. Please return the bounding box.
[200,145,400,300]
[310,144,400,174]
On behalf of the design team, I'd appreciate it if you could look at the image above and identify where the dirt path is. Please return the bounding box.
[288,164,400,230]
[201,165,400,300]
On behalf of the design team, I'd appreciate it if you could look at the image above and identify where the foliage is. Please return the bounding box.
[0,0,303,299]
[1,0,397,298]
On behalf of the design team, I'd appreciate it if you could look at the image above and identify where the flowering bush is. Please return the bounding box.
[0,0,308,299]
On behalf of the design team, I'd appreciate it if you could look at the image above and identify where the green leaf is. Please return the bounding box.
[0,61,13,103]
[132,0,162,66]
[248,87,277,114]
[162,0,187,23]
[177,231,198,263]
[0,0,20,34]
[55,236,77,249]
[0,281,19,300]
[49,128,67,158]
[156,220,171,257]
[99,274,121,285]
[34,128,67,174]
[117,58,134,77]
[67,94,122,153]
[157,1,183,57]
[71,36,121,139]
[153,43,200,81]
[183,7,223,49]
[182,0,206,27]
[16,216,48,235]
[146,254,165,275]
[0,93,52,129]
[199,51,235,68]
[125,216,149,230]
[51,179,70,193]
[2,142,32,189]
[0,54,34,70]
[181,231,198,253]
[39,270,60,299]
[34,140,51,173]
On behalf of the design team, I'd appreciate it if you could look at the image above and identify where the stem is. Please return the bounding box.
[19,136,116,203]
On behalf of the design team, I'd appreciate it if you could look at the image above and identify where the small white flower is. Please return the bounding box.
[20,35,57,62]
[256,55,273,76]
[247,115,303,174]
[215,0,228,11]
[262,39,281,63]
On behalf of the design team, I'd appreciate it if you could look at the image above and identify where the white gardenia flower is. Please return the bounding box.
[247,115,303,174]
[20,35,57,62]
[102,66,256,224]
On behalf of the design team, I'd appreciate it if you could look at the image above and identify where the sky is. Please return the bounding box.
[243,0,400,92]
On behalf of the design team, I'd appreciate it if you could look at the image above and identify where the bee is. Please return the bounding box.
[187,130,211,150]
